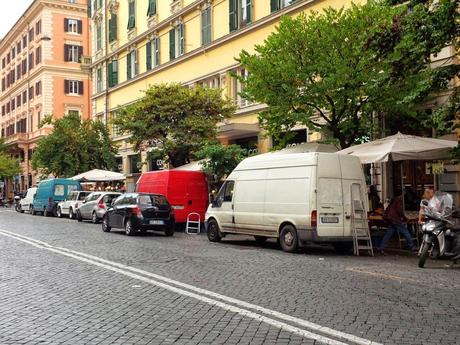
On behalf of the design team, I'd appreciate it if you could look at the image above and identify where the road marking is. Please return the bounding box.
[0,229,382,345]
[346,267,420,284]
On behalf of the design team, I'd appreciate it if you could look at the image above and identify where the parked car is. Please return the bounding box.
[102,193,175,236]
[205,152,368,253]
[32,179,81,216]
[57,191,91,219]
[76,192,121,224]
[136,170,208,228]
[17,187,37,214]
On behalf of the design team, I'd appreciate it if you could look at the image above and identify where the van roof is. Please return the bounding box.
[233,152,357,171]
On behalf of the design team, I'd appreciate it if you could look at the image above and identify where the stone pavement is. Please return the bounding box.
[0,209,459,345]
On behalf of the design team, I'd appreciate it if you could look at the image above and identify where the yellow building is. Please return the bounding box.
[89,0,358,190]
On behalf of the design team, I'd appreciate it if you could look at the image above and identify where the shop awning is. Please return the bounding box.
[72,169,126,182]
[217,123,260,139]
[338,132,457,164]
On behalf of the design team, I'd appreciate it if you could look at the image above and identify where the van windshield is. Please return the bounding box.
[138,194,169,206]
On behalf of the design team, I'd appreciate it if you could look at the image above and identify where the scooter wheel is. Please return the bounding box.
[418,242,430,268]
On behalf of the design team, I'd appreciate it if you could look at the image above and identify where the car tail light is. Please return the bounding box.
[311,210,317,228]
[98,199,105,209]
[48,197,53,207]
[132,206,142,216]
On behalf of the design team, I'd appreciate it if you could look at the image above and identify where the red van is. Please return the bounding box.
[136,170,209,226]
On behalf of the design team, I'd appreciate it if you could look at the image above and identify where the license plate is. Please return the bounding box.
[149,220,164,225]
[321,216,339,223]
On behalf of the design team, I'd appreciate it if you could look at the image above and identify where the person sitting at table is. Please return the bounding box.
[368,185,382,211]
[378,190,417,254]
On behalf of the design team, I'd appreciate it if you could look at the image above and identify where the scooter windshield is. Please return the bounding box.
[422,191,453,220]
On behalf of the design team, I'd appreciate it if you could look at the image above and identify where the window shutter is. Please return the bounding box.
[64,80,69,94]
[87,1,92,17]
[113,60,118,86]
[128,1,135,30]
[134,50,138,76]
[108,62,113,87]
[78,81,84,95]
[77,20,83,34]
[169,29,175,60]
[271,0,279,13]
[146,41,152,70]
[154,37,160,66]
[127,53,131,79]
[64,18,69,32]
[246,0,252,24]
[64,44,69,61]
[229,0,238,32]
[147,0,156,16]
[179,24,184,55]
[78,46,83,61]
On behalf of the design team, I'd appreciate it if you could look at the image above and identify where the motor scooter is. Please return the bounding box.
[418,193,460,268]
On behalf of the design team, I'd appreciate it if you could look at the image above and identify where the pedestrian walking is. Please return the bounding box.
[378,190,417,254]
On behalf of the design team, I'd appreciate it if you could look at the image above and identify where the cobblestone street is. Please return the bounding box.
[0,208,459,345]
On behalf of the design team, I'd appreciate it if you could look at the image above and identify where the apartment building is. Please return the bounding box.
[89,0,360,190]
[0,0,90,194]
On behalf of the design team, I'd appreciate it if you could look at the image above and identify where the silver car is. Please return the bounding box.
[76,192,121,224]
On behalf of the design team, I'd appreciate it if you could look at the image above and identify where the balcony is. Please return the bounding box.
[80,55,92,71]
[4,133,28,145]
[170,0,183,14]
[431,45,459,68]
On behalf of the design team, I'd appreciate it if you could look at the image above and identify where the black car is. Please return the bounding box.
[102,193,175,236]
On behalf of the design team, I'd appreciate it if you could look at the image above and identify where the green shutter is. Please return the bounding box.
[271,0,279,13]
[128,1,135,30]
[127,53,131,79]
[246,0,252,24]
[147,0,156,16]
[146,41,152,70]
[112,60,118,86]
[169,29,175,60]
[108,62,113,87]
[229,0,238,32]
[109,14,117,42]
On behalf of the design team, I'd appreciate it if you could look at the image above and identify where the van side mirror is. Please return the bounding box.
[212,199,221,208]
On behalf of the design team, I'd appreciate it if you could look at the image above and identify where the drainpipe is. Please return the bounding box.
[104,0,109,126]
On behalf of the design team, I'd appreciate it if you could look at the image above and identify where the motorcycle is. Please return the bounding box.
[14,195,22,212]
[418,192,460,268]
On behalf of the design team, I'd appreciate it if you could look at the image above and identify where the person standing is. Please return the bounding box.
[378,190,417,254]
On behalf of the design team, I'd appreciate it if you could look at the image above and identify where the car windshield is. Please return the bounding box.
[138,194,169,206]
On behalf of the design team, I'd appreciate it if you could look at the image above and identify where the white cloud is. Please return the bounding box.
[0,0,34,39]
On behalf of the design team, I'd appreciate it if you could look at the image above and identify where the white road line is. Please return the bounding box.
[0,229,382,345]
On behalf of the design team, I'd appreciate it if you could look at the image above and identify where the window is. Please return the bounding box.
[200,75,220,89]
[22,90,27,104]
[126,49,138,80]
[216,181,235,204]
[271,0,296,12]
[108,60,118,87]
[65,18,82,34]
[16,95,21,107]
[127,0,136,30]
[22,59,27,75]
[11,99,15,111]
[234,68,253,108]
[229,0,252,32]
[169,23,184,60]
[17,42,21,54]
[201,6,212,46]
[68,110,80,118]
[29,86,34,100]
[64,44,82,62]
[146,37,159,70]
[28,52,34,70]
[65,80,84,95]
[7,53,10,64]
[2,58,5,69]
[54,185,65,196]
[35,81,42,96]
[147,0,156,16]
[1,106,4,116]
[16,65,21,80]
[96,68,103,93]
[108,13,118,42]
[68,0,76,3]
[36,20,41,35]
[129,154,141,174]
[22,35,27,49]
[36,47,41,65]
[11,47,15,59]
[96,23,102,50]
[1,78,4,92]
[29,27,34,42]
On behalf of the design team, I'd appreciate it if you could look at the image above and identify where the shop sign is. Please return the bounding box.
[426,162,444,175]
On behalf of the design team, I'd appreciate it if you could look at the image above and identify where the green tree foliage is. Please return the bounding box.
[0,139,21,180]
[237,0,458,148]
[113,83,235,167]
[31,113,118,177]
[195,144,247,189]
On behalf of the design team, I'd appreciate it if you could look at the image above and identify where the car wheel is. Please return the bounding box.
[279,224,299,253]
[125,219,136,236]
[254,236,267,243]
[30,206,35,215]
[57,207,63,218]
[207,219,222,242]
[43,208,50,217]
[69,208,74,219]
[76,210,83,222]
[91,212,99,224]
[102,216,111,232]
[165,225,175,237]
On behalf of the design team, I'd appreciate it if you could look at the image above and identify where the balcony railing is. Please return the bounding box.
[80,55,92,71]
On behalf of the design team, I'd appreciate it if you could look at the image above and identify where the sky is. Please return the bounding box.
[0,0,34,39]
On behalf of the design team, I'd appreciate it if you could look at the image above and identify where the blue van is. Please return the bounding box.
[32,179,81,216]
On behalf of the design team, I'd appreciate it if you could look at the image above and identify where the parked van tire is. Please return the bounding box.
[43,208,50,217]
[207,219,222,242]
[279,224,299,253]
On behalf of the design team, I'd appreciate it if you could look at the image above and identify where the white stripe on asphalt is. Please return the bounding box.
[0,229,382,345]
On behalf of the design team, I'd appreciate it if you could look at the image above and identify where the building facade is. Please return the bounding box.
[0,0,91,195]
[89,0,358,190]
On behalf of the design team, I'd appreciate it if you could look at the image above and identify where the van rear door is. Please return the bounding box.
[316,178,345,237]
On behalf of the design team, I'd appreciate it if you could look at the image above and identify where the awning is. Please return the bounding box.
[72,169,126,182]
[217,123,260,140]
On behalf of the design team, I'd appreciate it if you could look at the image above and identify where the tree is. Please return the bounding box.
[0,139,21,180]
[237,0,458,148]
[195,144,247,189]
[31,113,118,177]
[113,83,236,168]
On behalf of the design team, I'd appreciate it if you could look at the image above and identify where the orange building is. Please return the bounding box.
[0,0,91,195]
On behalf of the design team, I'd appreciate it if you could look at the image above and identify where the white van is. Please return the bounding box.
[205,152,368,252]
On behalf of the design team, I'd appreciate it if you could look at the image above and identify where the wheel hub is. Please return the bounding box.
[284,232,293,246]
